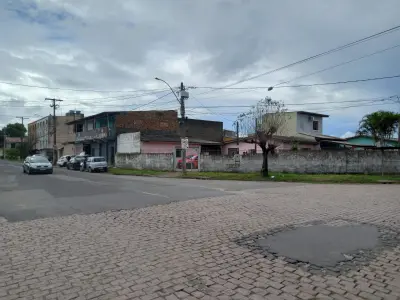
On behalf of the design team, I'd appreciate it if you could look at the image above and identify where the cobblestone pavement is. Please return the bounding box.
[1,184,400,299]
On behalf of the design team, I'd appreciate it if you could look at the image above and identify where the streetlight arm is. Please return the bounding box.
[155,77,180,104]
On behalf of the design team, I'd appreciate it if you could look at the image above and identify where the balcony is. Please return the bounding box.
[76,127,109,142]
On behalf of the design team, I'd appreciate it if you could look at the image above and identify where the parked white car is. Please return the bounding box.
[81,156,108,172]
[57,155,73,167]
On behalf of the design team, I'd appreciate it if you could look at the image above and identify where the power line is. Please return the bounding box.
[0,80,168,93]
[195,24,400,95]
[3,95,394,109]
[272,44,400,88]
[131,91,174,111]
[191,74,400,90]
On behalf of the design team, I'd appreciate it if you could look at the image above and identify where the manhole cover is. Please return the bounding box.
[257,224,379,267]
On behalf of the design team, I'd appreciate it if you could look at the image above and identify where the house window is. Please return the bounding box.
[228,148,239,156]
[76,124,83,132]
[312,120,319,131]
[87,120,94,131]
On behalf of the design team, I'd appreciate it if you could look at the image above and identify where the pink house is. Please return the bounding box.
[222,135,319,155]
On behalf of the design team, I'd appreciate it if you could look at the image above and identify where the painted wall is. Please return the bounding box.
[140,142,201,154]
[296,113,323,136]
[222,140,318,155]
[222,142,262,155]
[115,150,400,174]
[117,132,141,153]
[276,112,297,136]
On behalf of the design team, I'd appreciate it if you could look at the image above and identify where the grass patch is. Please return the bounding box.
[183,172,400,183]
[108,168,170,176]
[109,168,400,184]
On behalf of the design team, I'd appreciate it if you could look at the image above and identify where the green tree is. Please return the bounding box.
[3,123,27,137]
[357,111,399,146]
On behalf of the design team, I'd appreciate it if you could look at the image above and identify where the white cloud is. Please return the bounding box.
[341,131,356,139]
[1,0,399,133]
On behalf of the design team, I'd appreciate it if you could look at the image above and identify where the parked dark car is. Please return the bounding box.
[67,155,88,170]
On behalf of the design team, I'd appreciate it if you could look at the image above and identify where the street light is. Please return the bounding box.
[155,77,188,173]
[155,77,181,104]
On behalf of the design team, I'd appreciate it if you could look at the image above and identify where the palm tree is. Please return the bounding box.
[357,111,399,146]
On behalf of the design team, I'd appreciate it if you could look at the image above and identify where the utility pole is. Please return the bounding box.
[254,117,257,154]
[16,116,29,159]
[155,77,189,173]
[2,128,6,159]
[45,98,63,164]
[236,121,239,146]
[180,82,188,174]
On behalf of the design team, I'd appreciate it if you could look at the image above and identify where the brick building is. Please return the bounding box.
[67,110,224,164]
[66,110,179,164]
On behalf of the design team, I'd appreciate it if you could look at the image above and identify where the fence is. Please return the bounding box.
[115,150,400,174]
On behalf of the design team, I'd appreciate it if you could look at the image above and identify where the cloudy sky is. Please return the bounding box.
[1,0,399,137]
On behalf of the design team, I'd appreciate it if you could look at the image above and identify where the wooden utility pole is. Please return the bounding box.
[45,98,63,164]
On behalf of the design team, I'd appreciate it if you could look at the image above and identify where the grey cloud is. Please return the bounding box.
[1,0,400,133]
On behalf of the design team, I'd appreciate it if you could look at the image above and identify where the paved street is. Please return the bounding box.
[1,160,400,299]
[0,160,288,222]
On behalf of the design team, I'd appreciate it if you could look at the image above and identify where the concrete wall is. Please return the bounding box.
[116,153,174,171]
[116,150,400,174]
[201,151,400,174]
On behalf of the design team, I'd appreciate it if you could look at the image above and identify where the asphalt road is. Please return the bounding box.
[0,160,291,222]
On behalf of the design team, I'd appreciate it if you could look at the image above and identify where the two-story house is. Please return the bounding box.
[277,111,346,149]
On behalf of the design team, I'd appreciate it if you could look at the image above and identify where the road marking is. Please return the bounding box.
[141,191,170,198]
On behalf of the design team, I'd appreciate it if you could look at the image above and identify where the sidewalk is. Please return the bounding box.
[1,184,399,299]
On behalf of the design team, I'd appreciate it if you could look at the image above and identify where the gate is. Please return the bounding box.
[174,147,200,171]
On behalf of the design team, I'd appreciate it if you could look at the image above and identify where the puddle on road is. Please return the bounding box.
[236,219,400,275]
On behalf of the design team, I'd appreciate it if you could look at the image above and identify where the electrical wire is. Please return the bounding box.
[194,24,400,96]
[191,74,400,90]
[131,91,174,111]
[0,80,168,93]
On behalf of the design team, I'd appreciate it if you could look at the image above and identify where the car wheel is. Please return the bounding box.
[104,167,108,172]
[48,170,53,174]
[23,167,25,173]
[62,162,67,167]
[27,168,31,175]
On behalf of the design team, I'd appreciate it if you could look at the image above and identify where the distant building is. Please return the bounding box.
[28,110,84,161]
[4,137,27,149]
[345,135,398,148]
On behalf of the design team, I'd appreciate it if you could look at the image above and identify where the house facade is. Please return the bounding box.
[116,116,223,157]
[222,135,319,156]
[28,110,84,160]
[277,111,329,139]
[67,110,179,164]
[4,137,27,149]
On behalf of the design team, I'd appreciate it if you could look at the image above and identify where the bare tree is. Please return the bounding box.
[236,97,287,177]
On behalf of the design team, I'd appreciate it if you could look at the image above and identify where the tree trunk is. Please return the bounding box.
[261,149,269,177]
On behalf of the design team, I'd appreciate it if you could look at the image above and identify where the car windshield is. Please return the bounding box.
[30,157,49,163]
[93,157,105,162]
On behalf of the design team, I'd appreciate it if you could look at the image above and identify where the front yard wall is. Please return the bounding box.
[116,150,400,174]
